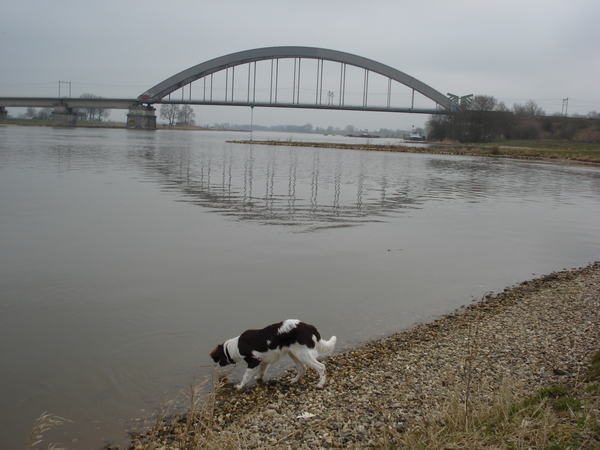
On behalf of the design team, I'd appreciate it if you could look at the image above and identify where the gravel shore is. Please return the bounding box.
[127,262,600,449]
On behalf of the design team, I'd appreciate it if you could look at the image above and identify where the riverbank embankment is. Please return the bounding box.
[126,262,600,449]
[229,139,600,164]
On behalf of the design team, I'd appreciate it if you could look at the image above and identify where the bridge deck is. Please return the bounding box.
[0,97,445,115]
[0,97,138,109]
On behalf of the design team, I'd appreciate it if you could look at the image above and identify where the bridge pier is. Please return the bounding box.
[0,107,8,121]
[52,106,78,126]
[127,105,156,129]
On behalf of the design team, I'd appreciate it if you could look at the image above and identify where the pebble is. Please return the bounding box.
[126,262,600,449]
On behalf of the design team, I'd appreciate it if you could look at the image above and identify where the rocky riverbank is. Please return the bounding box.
[125,262,600,449]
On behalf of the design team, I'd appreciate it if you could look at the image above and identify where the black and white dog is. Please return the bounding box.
[210,319,336,389]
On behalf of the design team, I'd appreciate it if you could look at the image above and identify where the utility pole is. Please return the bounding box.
[562,98,569,116]
[58,81,72,98]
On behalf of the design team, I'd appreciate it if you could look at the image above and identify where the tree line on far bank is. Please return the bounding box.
[208,122,424,138]
[17,93,111,122]
[426,95,600,143]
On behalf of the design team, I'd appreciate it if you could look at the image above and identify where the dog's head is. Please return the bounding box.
[210,344,231,367]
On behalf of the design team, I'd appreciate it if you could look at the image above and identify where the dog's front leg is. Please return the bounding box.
[236,367,257,390]
[254,361,270,382]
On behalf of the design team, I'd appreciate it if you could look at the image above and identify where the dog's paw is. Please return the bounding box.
[235,384,244,390]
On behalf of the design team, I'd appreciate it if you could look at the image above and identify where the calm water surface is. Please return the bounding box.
[1,126,599,449]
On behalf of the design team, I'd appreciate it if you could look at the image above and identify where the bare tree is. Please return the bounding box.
[458,95,512,142]
[425,94,511,143]
[177,105,196,126]
[160,104,180,126]
[587,110,600,120]
[78,93,110,122]
[513,100,545,116]
[37,108,53,120]
[470,95,498,112]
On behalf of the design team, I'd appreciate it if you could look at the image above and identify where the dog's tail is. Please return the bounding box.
[316,335,336,356]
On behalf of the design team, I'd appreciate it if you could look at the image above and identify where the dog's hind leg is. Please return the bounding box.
[288,354,307,384]
[310,360,327,389]
[297,352,327,388]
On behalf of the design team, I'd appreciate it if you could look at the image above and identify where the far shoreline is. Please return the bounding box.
[3,120,599,164]
[228,138,600,165]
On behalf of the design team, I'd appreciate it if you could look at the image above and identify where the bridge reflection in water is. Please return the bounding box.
[129,140,422,230]
[125,131,595,232]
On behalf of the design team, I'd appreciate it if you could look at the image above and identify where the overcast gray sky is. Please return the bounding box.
[2,0,599,130]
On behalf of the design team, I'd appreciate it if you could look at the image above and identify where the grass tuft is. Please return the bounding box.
[25,412,71,450]
[129,370,246,450]
[585,350,600,381]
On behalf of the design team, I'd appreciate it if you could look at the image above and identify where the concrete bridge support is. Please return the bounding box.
[0,107,8,121]
[52,106,77,126]
[127,105,156,129]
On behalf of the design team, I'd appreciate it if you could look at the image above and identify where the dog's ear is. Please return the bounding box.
[210,344,223,363]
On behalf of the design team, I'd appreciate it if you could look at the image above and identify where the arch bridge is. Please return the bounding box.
[0,47,457,128]
[138,46,454,118]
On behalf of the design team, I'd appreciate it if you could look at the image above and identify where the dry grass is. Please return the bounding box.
[25,412,71,450]
[129,371,248,450]
[381,350,600,450]
[174,374,245,449]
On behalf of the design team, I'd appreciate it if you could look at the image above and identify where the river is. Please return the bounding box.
[1,126,599,449]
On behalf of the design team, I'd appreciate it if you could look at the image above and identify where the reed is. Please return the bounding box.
[25,412,70,450]
[129,370,246,450]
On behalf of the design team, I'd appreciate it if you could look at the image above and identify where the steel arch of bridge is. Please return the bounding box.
[138,46,453,112]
